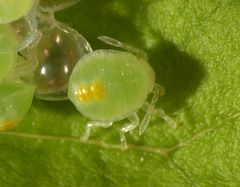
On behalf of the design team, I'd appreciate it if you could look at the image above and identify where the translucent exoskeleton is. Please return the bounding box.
[33,7,92,100]
[68,36,177,147]
[39,0,79,12]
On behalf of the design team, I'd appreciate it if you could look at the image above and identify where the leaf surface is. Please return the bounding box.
[0,0,239,186]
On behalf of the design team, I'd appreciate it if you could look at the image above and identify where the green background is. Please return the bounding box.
[0,0,239,186]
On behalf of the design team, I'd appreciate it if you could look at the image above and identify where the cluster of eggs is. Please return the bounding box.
[0,0,92,129]
[0,0,176,146]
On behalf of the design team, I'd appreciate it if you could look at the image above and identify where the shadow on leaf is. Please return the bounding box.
[148,39,205,113]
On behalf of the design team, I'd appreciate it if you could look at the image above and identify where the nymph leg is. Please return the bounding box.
[120,112,139,148]
[81,121,113,141]
[139,84,177,135]
[98,36,147,60]
[139,84,164,135]
[153,109,177,129]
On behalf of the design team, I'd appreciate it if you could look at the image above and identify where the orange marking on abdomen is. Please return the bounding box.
[75,81,104,102]
[0,120,17,131]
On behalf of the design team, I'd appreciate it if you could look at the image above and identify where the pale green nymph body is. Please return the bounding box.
[68,36,177,147]
[0,0,37,130]
[0,82,35,130]
[0,50,36,131]
[0,53,16,82]
[68,50,155,121]
[0,0,35,24]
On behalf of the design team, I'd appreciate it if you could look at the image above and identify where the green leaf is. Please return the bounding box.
[0,0,239,186]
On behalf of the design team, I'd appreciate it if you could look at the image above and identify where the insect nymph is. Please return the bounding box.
[68,36,177,147]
